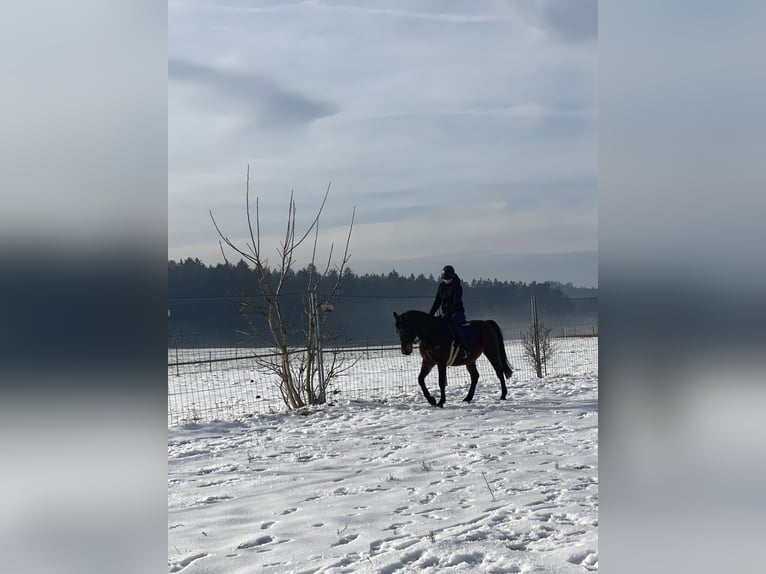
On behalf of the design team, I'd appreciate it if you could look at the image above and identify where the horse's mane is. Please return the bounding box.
[401,309,435,322]
[403,309,429,317]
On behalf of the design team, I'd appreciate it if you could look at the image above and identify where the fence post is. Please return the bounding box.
[311,291,327,404]
[531,296,542,378]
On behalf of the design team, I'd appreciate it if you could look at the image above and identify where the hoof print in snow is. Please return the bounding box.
[568,550,598,570]
[332,533,359,546]
[237,536,273,550]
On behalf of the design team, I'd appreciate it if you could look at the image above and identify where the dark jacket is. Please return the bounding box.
[429,274,465,318]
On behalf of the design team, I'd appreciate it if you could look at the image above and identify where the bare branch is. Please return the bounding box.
[245,165,260,263]
[210,210,257,266]
[320,205,356,306]
[292,182,331,252]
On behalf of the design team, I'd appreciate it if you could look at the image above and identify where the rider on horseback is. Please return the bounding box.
[429,265,470,359]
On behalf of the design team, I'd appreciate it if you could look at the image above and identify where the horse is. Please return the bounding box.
[392,310,513,407]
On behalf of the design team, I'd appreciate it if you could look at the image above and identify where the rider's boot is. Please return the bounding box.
[456,329,470,359]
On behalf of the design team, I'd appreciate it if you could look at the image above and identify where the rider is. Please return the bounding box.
[429,265,470,359]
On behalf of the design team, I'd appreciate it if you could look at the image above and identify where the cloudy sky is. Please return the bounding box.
[169,0,597,286]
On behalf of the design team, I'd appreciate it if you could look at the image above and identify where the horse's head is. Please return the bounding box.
[393,311,418,355]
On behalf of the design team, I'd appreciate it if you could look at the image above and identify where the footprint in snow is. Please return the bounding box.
[419,492,437,504]
[199,495,232,504]
[237,536,274,550]
[568,550,598,571]
[332,533,359,546]
[394,538,419,550]
[168,552,208,572]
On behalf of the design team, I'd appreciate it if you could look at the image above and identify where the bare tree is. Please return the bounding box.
[210,166,355,409]
[521,321,557,378]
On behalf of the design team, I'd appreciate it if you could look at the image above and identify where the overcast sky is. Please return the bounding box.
[169,0,597,286]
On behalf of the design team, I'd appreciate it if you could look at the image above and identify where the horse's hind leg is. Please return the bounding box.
[418,362,436,406]
[463,362,480,403]
[496,365,508,400]
[485,351,508,400]
[498,373,508,400]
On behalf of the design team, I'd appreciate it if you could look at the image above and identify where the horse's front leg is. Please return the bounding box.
[418,362,436,406]
[463,362,480,403]
[436,363,447,408]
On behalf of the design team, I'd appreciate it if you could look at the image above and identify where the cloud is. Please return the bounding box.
[168,58,337,128]
[311,1,502,24]
[168,0,597,285]
[537,0,597,44]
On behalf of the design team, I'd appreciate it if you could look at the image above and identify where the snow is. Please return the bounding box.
[168,343,597,573]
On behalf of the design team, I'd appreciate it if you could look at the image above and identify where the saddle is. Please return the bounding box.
[445,325,479,365]
[439,318,479,344]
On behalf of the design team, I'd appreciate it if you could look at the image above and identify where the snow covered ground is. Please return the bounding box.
[168,343,598,573]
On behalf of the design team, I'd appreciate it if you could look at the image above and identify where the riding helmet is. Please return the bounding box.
[441,265,456,280]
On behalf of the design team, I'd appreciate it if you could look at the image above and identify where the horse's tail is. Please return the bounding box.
[487,320,513,378]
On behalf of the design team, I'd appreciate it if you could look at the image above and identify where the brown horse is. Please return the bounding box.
[393,310,513,407]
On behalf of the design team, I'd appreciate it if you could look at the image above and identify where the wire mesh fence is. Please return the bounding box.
[168,335,597,426]
[167,294,598,425]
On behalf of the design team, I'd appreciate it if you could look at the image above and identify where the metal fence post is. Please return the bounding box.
[531,295,542,378]
[311,291,327,403]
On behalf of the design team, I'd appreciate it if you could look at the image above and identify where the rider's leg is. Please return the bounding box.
[450,313,470,358]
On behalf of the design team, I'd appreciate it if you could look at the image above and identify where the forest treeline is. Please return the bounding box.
[168,258,597,347]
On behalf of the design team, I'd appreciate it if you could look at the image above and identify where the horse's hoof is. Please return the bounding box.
[437,403,444,408]
[462,397,472,403]
[427,397,437,406]
[500,396,507,400]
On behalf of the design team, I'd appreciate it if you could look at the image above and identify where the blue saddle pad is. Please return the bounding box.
[461,323,480,344]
